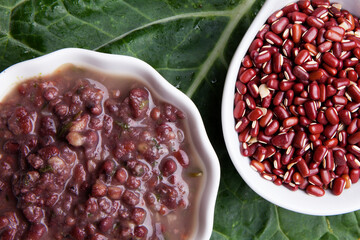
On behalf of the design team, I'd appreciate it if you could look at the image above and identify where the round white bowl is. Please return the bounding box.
[0,48,220,239]
[222,0,360,216]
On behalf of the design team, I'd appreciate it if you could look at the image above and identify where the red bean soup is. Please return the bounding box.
[0,64,205,239]
[235,0,360,197]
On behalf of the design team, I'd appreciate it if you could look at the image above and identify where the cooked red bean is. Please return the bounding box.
[235,0,360,197]
[0,65,202,239]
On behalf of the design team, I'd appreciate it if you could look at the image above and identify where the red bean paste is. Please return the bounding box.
[0,64,204,240]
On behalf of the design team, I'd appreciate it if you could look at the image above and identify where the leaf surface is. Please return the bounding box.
[1,0,360,239]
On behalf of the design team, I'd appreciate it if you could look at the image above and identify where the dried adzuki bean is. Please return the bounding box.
[235,0,360,197]
[250,160,265,172]
[306,185,325,197]
[332,177,346,195]
[350,169,360,183]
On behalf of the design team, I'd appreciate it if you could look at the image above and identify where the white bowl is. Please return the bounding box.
[0,48,220,239]
[222,0,360,216]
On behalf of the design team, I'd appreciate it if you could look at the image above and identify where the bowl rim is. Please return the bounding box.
[221,0,360,216]
[0,48,220,239]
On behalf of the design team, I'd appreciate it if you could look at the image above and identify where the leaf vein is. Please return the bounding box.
[59,0,114,38]
[212,228,231,240]
[325,216,334,234]
[274,205,291,240]
[121,0,153,21]
[92,10,232,51]
[185,0,257,97]
[6,35,43,55]
[0,0,30,11]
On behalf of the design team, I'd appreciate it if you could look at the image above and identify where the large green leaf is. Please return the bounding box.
[1,0,360,239]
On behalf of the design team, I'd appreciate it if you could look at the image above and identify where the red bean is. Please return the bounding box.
[283,63,296,81]
[268,10,284,24]
[250,160,265,172]
[309,68,328,81]
[257,132,272,144]
[265,31,283,46]
[308,83,320,101]
[247,108,264,121]
[332,95,347,105]
[273,105,290,120]
[244,94,256,110]
[236,81,247,95]
[306,185,325,197]
[255,50,272,64]
[264,120,280,136]
[309,123,324,134]
[332,177,346,195]
[283,38,295,57]
[282,146,295,165]
[92,182,107,197]
[247,81,260,98]
[347,119,358,135]
[320,169,332,186]
[304,101,317,121]
[284,90,294,106]
[293,131,308,148]
[256,24,270,40]
[249,38,263,53]
[323,52,339,68]
[272,53,284,73]
[234,100,246,119]
[297,157,310,178]
[281,167,294,184]
[271,133,289,149]
[316,111,328,125]
[314,145,328,163]
[283,117,299,128]
[292,172,305,185]
[295,49,310,65]
[347,84,360,103]
[332,78,350,89]
[293,65,309,80]
[323,123,338,138]
[324,138,338,149]
[317,41,332,52]
[273,91,285,106]
[271,17,290,34]
[350,169,360,184]
[307,16,325,29]
[348,131,360,145]
[282,2,299,14]
[279,80,295,91]
[302,60,319,71]
[347,145,360,158]
[235,117,250,133]
[239,68,256,83]
[325,107,339,125]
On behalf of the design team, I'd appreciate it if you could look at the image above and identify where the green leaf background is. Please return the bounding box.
[1,0,360,239]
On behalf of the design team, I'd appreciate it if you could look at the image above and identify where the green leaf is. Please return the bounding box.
[2,1,360,239]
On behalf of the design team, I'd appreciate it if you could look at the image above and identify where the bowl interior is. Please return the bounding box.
[0,48,220,238]
[222,0,360,216]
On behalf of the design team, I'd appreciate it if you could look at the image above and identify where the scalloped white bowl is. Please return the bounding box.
[222,0,360,216]
[0,48,220,239]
